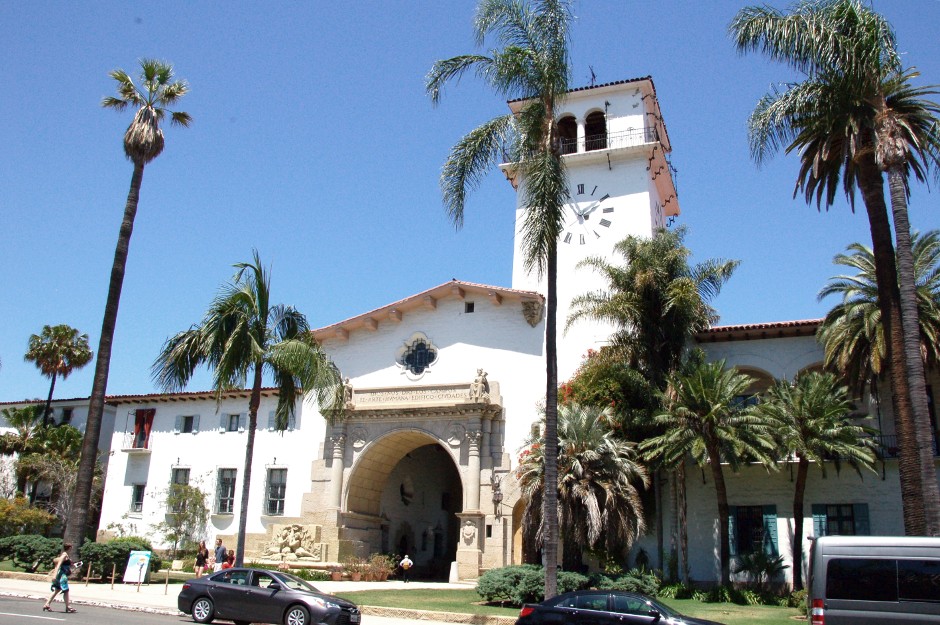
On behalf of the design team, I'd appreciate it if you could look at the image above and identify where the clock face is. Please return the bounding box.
[562,183,614,246]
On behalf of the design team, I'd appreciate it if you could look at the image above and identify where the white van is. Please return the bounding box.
[808,535,940,624]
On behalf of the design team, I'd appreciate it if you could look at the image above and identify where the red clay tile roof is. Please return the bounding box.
[696,319,822,343]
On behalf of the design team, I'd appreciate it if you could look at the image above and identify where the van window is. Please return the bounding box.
[827,558,898,601]
[898,560,940,603]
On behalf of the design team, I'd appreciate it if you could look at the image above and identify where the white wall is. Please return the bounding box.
[99,394,319,547]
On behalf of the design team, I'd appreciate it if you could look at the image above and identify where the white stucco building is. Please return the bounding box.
[3,77,934,587]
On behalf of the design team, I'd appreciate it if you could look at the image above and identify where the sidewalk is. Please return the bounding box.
[0,572,511,624]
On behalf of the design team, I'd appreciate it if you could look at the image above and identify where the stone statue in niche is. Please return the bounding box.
[469,369,489,401]
[461,520,477,545]
[343,378,354,406]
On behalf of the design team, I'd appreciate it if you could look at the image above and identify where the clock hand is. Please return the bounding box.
[581,200,602,217]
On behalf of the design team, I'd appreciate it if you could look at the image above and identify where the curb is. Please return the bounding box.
[0,590,181,617]
[362,606,517,625]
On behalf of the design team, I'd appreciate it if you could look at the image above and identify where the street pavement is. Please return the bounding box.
[0,574,505,625]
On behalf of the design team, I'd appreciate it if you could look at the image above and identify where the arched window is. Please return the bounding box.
[557,115,577,154]
[585,111,607,151]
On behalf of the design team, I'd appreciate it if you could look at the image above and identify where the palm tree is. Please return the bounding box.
[640,359,777,584]
[152,251,344,566]
[818,231,940,394]
[24,324,93,426]
[0,405,45,495]
[566,226,737,579]
[426,0,572,597]
[567,227,738,392]
[66,60,191,551]
[517,403,648,570]
[757,371,876,590]
[731,0,940,535]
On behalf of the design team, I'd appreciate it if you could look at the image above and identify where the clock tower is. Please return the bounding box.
[504,77,680,381]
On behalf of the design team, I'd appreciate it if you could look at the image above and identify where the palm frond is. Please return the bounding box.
[440,114,516,228]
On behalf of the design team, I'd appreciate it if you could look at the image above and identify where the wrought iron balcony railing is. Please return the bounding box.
[122,431,153,452]
[559,127,659,155]
[873,434,940,459]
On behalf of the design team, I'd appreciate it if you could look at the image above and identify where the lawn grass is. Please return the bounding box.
[333,589,804,625]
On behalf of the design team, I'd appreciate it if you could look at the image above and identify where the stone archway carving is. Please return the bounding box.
[323,375,505,579]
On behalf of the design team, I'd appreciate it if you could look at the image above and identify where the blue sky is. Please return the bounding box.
[2,0,939,401]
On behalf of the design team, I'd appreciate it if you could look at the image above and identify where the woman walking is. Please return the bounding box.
[43,543,80,613]
[194,540,209,577]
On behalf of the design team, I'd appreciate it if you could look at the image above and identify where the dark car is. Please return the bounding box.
[516,590,727,625]
[178,567,360,625]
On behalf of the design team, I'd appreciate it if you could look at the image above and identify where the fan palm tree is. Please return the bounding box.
[731,0,940,535]
[426,0,572,596]
[152,250,344,566]
[756,371,876,590]
[24,324,93,426]
[640,359,777,584]
[517,404,648,570]
[818,231,940,394]
[566,226,737,579]
[66,59,191,552]
[0,405,45,495]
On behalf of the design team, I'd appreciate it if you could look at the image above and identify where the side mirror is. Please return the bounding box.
[267,582,282,591]
[647,609,662,622]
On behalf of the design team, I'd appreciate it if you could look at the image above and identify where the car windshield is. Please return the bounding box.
[277,572,319,592]
[646,597,679,618]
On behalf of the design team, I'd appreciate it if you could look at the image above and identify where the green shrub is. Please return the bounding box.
[0,497,56,537]
[738,588,764,606]
[609,567,661,595]
[0,535,61,573]
[477,564,542,604]
[291,568,330,581]
[556,570,589,595]
[477,565,588,605]
[79,537,162,579]
[701,585,744,604]
[788,588,807,610]
[657,583,695,599]
[587,573,614,589]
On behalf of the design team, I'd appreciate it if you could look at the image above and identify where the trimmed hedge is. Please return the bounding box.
[0,535,62,573]
[476,565,589,605]
[79,537,163,578]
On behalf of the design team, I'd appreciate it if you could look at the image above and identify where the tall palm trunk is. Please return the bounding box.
[708,448,731,584]
[677,462,689,584]
[236,365,264,567]
[42,371,58,427]
[543,242,559,598]
[886,164,940,535]
[65,161,145,553]
[856,153,926,534]
[792,456,810,591]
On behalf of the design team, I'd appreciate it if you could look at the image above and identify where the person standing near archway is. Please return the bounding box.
[399,554,413,583]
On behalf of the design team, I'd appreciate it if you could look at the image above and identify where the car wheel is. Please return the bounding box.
[285,605,309,625]
[191,597,215,623]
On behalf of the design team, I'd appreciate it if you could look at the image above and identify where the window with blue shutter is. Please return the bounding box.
[812,504,828,537]
[811,503,870,536]
[763,505,779,556]
[730,505,777,556]
[853,503,870,535]
[728,506,737,557]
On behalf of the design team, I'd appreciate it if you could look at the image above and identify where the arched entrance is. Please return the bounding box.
[344,430,463,579]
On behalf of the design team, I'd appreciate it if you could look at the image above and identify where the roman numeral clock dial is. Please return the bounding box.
[562,183,613,246]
